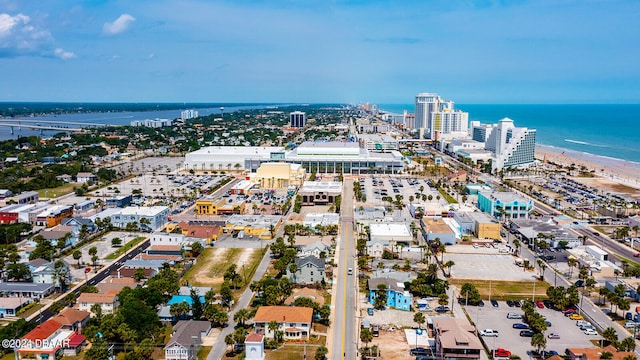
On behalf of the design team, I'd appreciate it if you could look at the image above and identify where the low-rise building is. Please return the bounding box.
[31,259,71,288]
[195,197,246,216]
[510,217,583,248]
[433,318,482,360]
[298,241,329,258]
[0,297,29,317]
[567,346,635,360]
[421,217,457,245]
[36,205,74,227]
[0,282,55,300]
[110,206,170,231]
[453,212,500,240]
[105,195,132,208]
[284,288,326,306]
[369,222,413,245]
[245,333,265,360]
[253,162,306,189]
[366,239,391,258]
[224,215,282,240]
[76,172,97,183]
[164,320,211,360]
[298,181,342,206]
[230,180,256,194]
[77,293,119,315]
[253,306,313,339]
[17,319,76,360]
[367,277,411,311]
[51,308,90,332]
[478,190,533,220]
[287,256,326,285]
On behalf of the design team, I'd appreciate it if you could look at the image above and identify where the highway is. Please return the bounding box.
[331,180,356,359]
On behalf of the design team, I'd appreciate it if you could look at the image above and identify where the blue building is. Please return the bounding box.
[477,190,533,220]
[368,277,412,311]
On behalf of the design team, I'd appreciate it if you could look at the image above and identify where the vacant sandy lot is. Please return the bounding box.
[368,329,412,360]
[189,247,256,286]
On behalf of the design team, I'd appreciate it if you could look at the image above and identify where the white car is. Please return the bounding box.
[480,329,499,337]
[584,329,598,335]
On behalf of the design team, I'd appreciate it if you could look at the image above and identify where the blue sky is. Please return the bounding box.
[0,0,638,104]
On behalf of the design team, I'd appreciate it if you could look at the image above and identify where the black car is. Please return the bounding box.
[520,330,535,337]
[543,300,553,309]
[507,300,515,307]
[435,306,450,313]
[514,300,522,308]
[491,300,499,307]
[411,348,430,356]
[575,280,585,287]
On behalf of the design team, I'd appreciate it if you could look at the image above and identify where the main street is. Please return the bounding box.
[331,180,356,359]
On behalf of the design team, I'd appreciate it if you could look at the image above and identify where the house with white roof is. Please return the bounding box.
[110,206,170,231]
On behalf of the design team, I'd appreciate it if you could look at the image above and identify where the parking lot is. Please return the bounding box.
[360,176,444,211]
[467,301,600,358]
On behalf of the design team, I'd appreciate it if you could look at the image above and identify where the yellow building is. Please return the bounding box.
[195,197,246,215]
[253,162,305,189]
[224,215,283,240]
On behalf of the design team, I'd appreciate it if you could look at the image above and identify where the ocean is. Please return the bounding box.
[379,104,640,164]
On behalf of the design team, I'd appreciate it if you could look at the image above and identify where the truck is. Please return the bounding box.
[514,258,524,267]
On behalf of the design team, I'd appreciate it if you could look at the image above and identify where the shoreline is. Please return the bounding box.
[535,143,640,192]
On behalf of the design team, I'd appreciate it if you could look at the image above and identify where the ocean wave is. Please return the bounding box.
[564,139,609,148]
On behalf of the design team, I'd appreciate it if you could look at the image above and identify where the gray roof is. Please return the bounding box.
[123,259,166,269]
[368,277,405,292]
[0,282,55,293]
[294,255,325,269]
[165,320,211,348]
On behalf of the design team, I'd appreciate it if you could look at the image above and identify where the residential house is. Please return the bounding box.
[253,306,313,339]
[298,241,329,258]
[367,277,412,311]
[0,297,29,317]
[365,239,391,258]
[173,220,223,243]
[111,267,154,279]
[446,170,468,183]
[77,293,119,315]
[433,318,482,360]
[76,172,97,183]
[0,282,55,300]
[286,256,325,285]
[96,276,138,295]
[56,174,73,183]
[245,333,265,360]
[30,259,71,288]
[40,225,77,248]
[62,217,97,233]
[164,320,211,360]
[51,308,90,332]
[17,319,76,360]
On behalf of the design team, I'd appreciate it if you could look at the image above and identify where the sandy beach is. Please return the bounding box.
[535,144,640,197]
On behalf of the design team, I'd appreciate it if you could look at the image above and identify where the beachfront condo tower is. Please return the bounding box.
[429,109,469,139]
[487,118,537,172]
[414,93,453,138]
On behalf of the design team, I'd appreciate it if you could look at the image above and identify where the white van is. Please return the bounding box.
[507,312,523,319]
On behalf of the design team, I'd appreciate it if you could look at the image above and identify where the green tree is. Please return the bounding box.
[531,333,547,354]
[190,288,204,320]
[620,336,636,352]
[111,237,122,247]
[373,283,388,309]
[234,308,251,327]
[191,241,203,257]
[72,250,82,268]
[360,328,373,349]
[7,263,32,282]
[414,312,425,330]
[315,345,328,360]
[220,282,233,308]
[603,327,618,345]
[600,351,613,360]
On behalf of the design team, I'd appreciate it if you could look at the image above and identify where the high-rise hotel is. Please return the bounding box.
[414,93,467,139]
[485,118,536,172]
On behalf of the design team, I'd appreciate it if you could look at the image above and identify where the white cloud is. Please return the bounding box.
[102,14,135,36]
[54,48,76,60]
[0,13,54,56]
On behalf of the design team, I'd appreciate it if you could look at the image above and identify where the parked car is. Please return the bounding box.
[545,321,552,327]
[367,308,374,316]
[506,300,515,307]
[435,306,450,313]
[569,314,584,321]
[491,300,499,307]
[494,348,512,357]
[548,333,561,339]
[507,312,523,319]
[563,308,578,316]
[520,330,535,337]
[480,329,499,337]
[624,321,639,329]
[584,328,598,335]
[513,323,530,329]
[410,347,430,356]
[535,301,545,309]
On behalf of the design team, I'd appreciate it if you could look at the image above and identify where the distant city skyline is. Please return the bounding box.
[0,0,638,104]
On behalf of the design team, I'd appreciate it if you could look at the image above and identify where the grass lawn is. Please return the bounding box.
[37,183,77,198]
[450,279,550,301]
[18,302,43,319]
[197,346,212,360]
[105,236,146,260]
[182,248,248,288]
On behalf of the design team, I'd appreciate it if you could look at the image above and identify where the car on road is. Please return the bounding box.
[569,314,584,320]
[535,301,545,309]
[491,300,499,307]
[494,348,512,357]
[574,280,585,287]
[519,330,535,337]
[584,328,598,335]
[634,253,640,257]
[367,308,374,316]
[435,306,450,313]
[347,268,353,275]
[480,329,499,337]
[513,323,530,329]
[548,333,560,339]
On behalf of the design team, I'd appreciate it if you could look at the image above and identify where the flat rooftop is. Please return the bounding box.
[422,217,454,233]
[369,222,411,237]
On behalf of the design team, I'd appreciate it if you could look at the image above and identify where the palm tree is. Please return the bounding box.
[224,333,234,354]
[414,312,425,330]
[234,308,251,327]
[513,239,521,256]
[568,257,577,277]
[602,327,618,345]
[536,259,547,280]
[443,260,455,277]
[438,243,446,263]
[530,333,547,354]
[600,351,613,360]
[360,328,373,350]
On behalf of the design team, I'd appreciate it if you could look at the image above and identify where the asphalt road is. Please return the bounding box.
[29,239,150,324]
[331,180,356,359]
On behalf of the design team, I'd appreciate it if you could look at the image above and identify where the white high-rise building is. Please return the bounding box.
[414,93,455,138]
[489,118,537,172]
[181,109,198,120]
[429,110,469,139]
